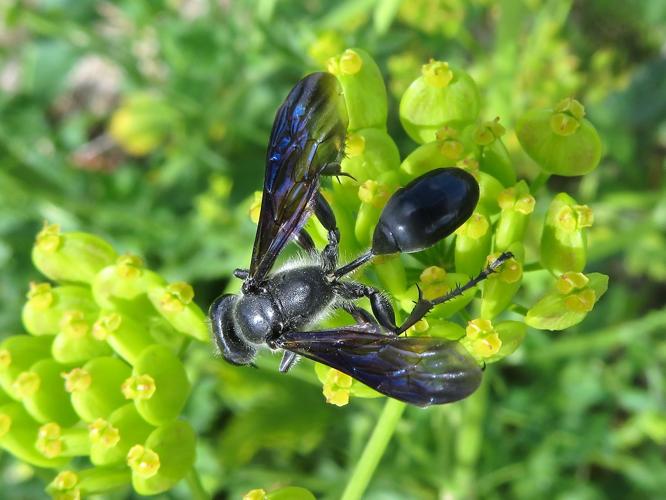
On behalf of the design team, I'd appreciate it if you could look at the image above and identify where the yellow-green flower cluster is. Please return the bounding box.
[296,49,608,406]
[1,223,208,498]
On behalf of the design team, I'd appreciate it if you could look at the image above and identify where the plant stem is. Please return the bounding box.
[530,171,551,193]
[186,468,210,500]
[341,399,406,500]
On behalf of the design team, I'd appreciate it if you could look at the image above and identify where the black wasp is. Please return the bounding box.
[210,72,511,407]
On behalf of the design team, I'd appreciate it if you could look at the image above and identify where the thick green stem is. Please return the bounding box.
[186,468,210,500]
[341,399,406,500]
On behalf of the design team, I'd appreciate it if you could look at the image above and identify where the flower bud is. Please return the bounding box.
[89,404,154,466]
[64,357,131,422]
[124,345,190,426]
[32,223,117,284]
[0,335,52,399]
[400,60,480,143]
[52,310,112,365]
[460,318,502,361]
[36,422,90,458]
[92,254,165,308]
[328,48,387,131]
[483,321,527,363]
[526,272,608,330]
[109,93,177,156]
[454,212,492,276]
[14,359,78,426]
[481,246,524,319]
[46,466,131,499]
[463,118,516,187]
[148,282,209,342]
[516,98,602,176]
[93,312,154,365]
[129,420,196,495]
[322,369,353,407]
[541,193,593,274]
[495,181,535,251]
[22,283,97,336]
[0,403,69,468]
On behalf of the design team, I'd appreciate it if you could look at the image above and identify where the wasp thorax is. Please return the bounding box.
[235,295,277,345]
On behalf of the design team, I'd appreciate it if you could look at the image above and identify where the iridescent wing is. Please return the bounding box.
[249,72,348,282]
[276,329,482,407]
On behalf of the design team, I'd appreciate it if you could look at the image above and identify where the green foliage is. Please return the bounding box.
[0,1,664,499]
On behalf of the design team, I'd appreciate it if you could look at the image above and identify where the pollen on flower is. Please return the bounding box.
[556,272,590,294]
[122,374,156,400]
[487,254,522,283]
[89,418,120,448]
[420,266,447,284]
[159,282,194,313]
[411,318,430,334]
[0,413,12,437]
[127,444,161,478]
[564,288,596,312]
[116,254,145,279]
[346,132,366,157]
[249,191,263,224]
[63,368,92,393]
[440,138,464,160]
[243,488,268,500]
[339,49,363,75]
[550,112,580,136]
[35,222,62,253]
[555,97,585,120]
[457,158,480,179]
[574,204,594,228]
[474,117,505,146]
[0,349,11,369]
[60,310,90,339]
[457,213,489,239]
[13,371,41,398]
[323,368,352,406]
[37,423,63,458]
[422,59,453,88]
[555,205,578,232]
[465,318,501,358]
[27,282,54,309]
[93,312,122,340]
[51,470,79,492]
[514,195,536,214]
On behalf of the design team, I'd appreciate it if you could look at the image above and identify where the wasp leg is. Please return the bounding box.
[334,281,398,334]
[314,192,340,275]
[233,268,249,280]
[293,228,316,254]
[279,351,300,373]
[395,252,514,334]
[340,303,381,328]
[321,161,356,182]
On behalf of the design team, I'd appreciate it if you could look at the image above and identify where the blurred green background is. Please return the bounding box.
[1,0,665,498]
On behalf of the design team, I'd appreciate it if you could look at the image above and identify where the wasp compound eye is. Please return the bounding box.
[372,167,479,255]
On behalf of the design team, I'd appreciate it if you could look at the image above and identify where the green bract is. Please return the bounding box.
[400,59,480,143]
[328,48,388,131]
[516,98,602,176]
[541,192,594,274]
[129,420,196,495]
[0,225,205,498]
[32,223,117,284]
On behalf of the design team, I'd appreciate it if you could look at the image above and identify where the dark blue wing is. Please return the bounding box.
[276,329,482,407]
[249,72,348,281]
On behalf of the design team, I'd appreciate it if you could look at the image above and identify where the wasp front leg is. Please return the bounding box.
[314,192,340,275]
